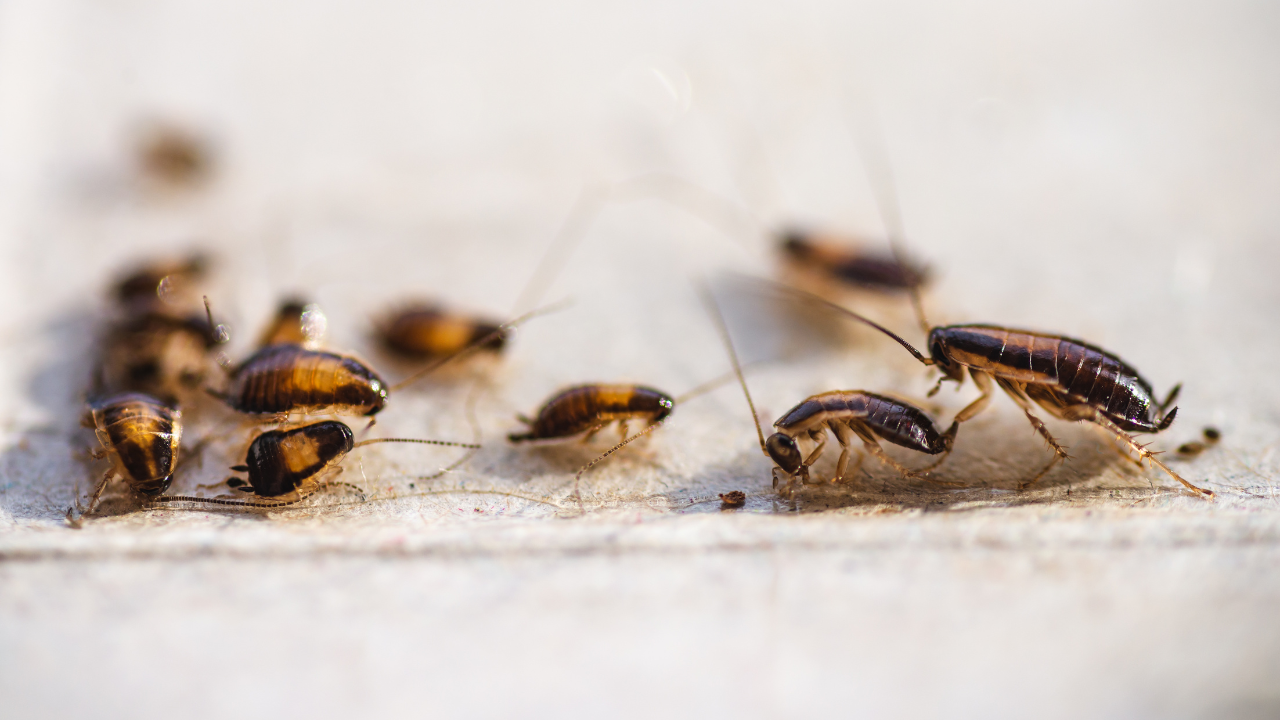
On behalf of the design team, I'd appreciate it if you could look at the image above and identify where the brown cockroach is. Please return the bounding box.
[376,304,505,361]
[704,287,955,497]
[136,123,212,187]
[152,420,479,509]
[97,310,224,401]
[508,372,741,507]
[213,299,566,419]
[759,280,1213,498]
[778,229,928,293]
[76,392,182,517]
[113,253,208,316]
[256,298,327,348]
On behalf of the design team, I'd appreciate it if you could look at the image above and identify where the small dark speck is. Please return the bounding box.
[408,483,415,489]
[1203,426,1221,442]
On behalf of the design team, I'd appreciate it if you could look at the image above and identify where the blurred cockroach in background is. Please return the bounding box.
[257,298,327,349]
[375,303,505,362]
[135,122,213,188]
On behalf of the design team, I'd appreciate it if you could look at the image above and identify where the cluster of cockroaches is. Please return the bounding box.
[72,126,1217,524]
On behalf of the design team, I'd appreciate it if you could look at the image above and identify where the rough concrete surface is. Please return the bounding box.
[0,1,1278,718]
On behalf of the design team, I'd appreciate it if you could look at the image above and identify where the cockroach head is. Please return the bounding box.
[764,433,803,475]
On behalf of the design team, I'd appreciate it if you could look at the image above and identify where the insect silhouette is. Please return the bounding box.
[509,372,740,508]
[152,421,479,509]
[75,392,182,518]
[704,287,955,497]
[376,304,505,361]
[756,280,1213,498]
[257,298,327,348]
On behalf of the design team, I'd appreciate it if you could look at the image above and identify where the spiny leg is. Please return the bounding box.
[800,429,828,484]
[848,422,916,477]
[994,379,1070,489]
[829,421,858,484]
[1074,406,1214,498]
[84,468,115,517]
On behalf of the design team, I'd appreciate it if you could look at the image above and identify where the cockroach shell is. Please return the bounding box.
[378,304,505,360]
[88,392,182,496]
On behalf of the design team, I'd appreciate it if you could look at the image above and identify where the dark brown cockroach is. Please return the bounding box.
[778,229,928,293]
[376,304,505,361]
[704,287,955,497]
[76,392,182,517]
[257,298,327,348]
[97,311,223,400]
[153,421,479,509]
[114,253,208,316]
[762,281,1214,498]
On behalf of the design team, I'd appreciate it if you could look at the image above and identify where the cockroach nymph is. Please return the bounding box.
[257,298,327,348]
[75,392,182,518]
[760,280,1213,498]
[376,304,505,361]
[704,287,955,497]
[217,344,389,417]
[97,312,223,399]
[778,229,929,294]
[113,253,208,316]
[509,383,675,506]
[153,421,480,509]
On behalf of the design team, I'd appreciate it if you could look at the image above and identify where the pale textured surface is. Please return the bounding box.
[1,1,1279,718]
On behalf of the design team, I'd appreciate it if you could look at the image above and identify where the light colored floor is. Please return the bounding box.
[1,1,1278,717]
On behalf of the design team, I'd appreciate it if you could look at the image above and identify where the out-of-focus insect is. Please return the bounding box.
[376,304,505,361]
[703,287,955,497]
[1177,427,1222,458]
[777,229,928,294]
[256,298,327,348]
[97,311,225,400]
[74,392,182,518]
[113,253,208,316]
[757,280,1213,498]
[136,123,212,186]
[214,299,566,419]
[152,420,479,509]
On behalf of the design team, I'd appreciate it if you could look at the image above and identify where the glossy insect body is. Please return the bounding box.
[152,421,479,508]
[98,312,220,399]
[81,392,182,514]
[378,305,505,360]
[773,285,1213,497]
[232,421,354,500]
[509,384,674,443]
[780,231,928,292]
[766,390,955,493]
[221,344,387,417]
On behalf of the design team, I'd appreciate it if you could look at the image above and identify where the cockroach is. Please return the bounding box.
[1177,427,1222,458]
[508,371,742,507]
[758,280,1214,498]
[214,299,566,419]
[97,311,223,399]
[778,229,928,293]
[75,392,182,517]
[152,421,479,509]
[257,298,327,348]
[136,123,212,186]
[217,343,390,417]
[114,253,208,316]
[376,304,505,361]
[704,287,955,497]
